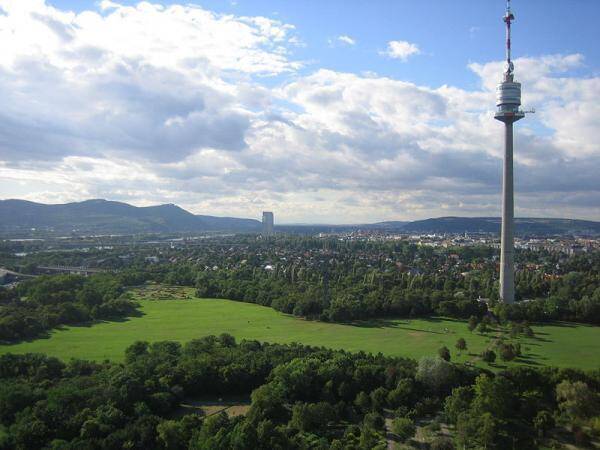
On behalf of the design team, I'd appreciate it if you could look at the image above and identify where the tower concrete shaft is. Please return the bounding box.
[500,122,515,303]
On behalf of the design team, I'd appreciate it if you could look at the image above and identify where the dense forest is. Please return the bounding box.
[1,337,599,449]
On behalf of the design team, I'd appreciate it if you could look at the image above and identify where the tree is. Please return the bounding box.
[124,341,149,364]
[391,417,415,441]
[481,350,496,364]
[218,333,236,348]
[370,387,388,411]
[247,383,287,423]
[191,412,230,449]
[438,346,451,362]
[533,410,554,438]
[156,420,185,449]
[415,357,456,392]
[498,343,516,362]
[478,412,497,449]
[513,342,521,357]
[456,411,497,450]
[359,424,384,449]
[354,391,371,412]
[444,386,473,424]
[387,379,414,408]
[290,402,335,432]
[363,411,385,430]
[468,315,478,332]
[229,420,258,450]
[455,338,467,354]
[472,374,516,420]
[556,380,600,420]
[430,436,455,450]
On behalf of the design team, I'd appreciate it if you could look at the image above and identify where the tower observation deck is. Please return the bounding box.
[494,0,525,304]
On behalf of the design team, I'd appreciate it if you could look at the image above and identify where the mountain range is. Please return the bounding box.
[372,217,600,235]
[1,199,599,236]
[0,199,260,235]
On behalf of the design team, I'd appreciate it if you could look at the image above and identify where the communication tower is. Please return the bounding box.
[494,0,526,303]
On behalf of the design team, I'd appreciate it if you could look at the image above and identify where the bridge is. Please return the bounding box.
[35,266,108,275]
[0,268,37,279]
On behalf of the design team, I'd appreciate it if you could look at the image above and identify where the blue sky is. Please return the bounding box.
[51,0,599,89]
[0,0,599,222]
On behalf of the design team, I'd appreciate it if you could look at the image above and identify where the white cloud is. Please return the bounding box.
[381,40,421,61]
[0,0,302,163]
[0,0,300,75]
[337,35,356,46]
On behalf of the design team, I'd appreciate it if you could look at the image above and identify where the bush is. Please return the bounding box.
[391,417,415,441]
[363,412,385,430]
[438,346,451,361]
[481,350,496,364]
[590,417,600,436]
[573,426,590,447]
[498,343,516,362]
[430,436,455,450]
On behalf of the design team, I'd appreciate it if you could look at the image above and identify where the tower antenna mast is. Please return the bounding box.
[504,0,515,80]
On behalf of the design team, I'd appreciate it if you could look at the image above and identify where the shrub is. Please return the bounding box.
[481,350,496,364]
[430,436,455,450]
[391,417,415,441]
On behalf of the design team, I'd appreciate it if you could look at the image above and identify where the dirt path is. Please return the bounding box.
[384,410,396,449]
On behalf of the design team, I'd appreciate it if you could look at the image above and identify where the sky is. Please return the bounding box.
[0,0,599,223]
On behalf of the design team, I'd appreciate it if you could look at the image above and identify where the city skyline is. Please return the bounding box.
[0,0,599,223]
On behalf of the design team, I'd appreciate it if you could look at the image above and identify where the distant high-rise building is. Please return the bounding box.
[262,211,274,236]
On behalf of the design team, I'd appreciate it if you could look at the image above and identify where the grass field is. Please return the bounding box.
[1,286,599,369]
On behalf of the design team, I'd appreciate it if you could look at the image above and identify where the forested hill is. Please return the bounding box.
[373,217,600,235]
[0,199,261,234]
[1,199,598,236]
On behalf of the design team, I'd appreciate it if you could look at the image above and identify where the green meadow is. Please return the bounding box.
[1,287,599,369]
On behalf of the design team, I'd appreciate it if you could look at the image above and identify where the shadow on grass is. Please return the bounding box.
[0,309,146,346]
[344,319,401,329]
[516,356,545,366]
[344,316,468,334]
[538,321,578,328]
[488,362,508,369]
[532,330,551,336]
[523,353,549,366]
[346,319,451,335]
[531,336,553,343]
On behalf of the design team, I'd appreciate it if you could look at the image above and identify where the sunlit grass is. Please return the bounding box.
[1,286,599,370]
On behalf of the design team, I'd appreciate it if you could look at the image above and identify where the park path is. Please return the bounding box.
[384,410,395,449]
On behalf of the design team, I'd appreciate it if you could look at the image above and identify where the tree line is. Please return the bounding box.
[0,274,138,342]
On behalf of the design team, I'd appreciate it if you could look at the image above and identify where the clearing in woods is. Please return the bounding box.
[1,285,599,369]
